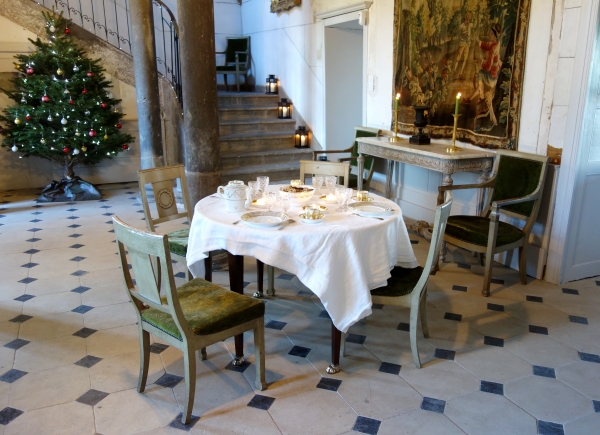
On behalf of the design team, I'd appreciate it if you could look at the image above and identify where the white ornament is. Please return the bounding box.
[11,145,18,152]
[49,25,55,32]
[61,117,67,125]
[73,148,80,155]
[47,115,53,122]
[73,65,79,72]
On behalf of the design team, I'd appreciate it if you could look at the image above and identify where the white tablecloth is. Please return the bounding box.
[186,188,418,333]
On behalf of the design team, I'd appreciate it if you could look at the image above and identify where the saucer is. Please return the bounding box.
[299,213,325,224]
[302,204,327,212]
[351,196,374,202]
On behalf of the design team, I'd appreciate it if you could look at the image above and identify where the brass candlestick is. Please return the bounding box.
[447,114,463,152]
[389,109,400,143]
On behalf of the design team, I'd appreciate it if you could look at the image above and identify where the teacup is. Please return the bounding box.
[357,190,369,201]
[305,207,321,220]
[290,179,302,187]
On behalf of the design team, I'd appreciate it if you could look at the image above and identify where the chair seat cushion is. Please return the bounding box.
[445,215,523,247]
[167,229,189,257]
[216,66,247,72]
[370,266,424,297]
[141,278,265,340]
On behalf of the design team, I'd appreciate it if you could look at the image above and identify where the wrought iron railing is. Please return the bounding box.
[32,0,182,106]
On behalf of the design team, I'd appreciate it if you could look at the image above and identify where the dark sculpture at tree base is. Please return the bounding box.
[37,176,102,203]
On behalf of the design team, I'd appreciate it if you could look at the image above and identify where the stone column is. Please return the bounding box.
[177,0,221,206]
[129,0,164,169]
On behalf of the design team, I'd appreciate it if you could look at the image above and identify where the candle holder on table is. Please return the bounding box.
[409,106,431,145]
[389,109,401,143]
[447,114,463,152]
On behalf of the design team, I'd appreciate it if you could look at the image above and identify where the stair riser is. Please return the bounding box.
[220,136,294,153]
[222,150,313,169]
[221,168,301,184]
[219,108,278,121]
[218,95,280,107]
[219,121,296,136]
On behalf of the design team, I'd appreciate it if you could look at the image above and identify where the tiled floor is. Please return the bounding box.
[0,183,599,435]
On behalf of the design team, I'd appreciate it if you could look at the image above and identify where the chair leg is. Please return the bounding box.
[478,253,485,267]
[518,244,528,285]
[204,252,212,282]
[341,332,346,357]
[482,247,495,297]
[267,265,275,296]
[223,74,228,92]
[419,290,429,338]
[236,73,241,92]
[182,346,197,425]
[199,347,207,360]
[254,318,267,391]
[409,302,421,369]
[137,327,150,393]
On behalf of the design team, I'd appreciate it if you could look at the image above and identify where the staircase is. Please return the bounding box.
[218,93,313,183]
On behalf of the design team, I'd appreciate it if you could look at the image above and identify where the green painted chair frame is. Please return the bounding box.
[112,217,267,425]
[216,36,251,92]
[312,126,382,191]
[437,150,550,297]
[342,192,453,368]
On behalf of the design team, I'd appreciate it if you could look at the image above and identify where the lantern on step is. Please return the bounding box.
[278,98,292,119]
[294,126,310,148]
[266,74,278,95]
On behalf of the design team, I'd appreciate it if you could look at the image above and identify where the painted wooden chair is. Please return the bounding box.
[112,216,267,425]
[299,160,351,187]
[215,36,251,92]
[438,150,550,296]
[312,126,381,190]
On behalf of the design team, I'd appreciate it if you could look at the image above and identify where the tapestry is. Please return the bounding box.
[393,0,532,149]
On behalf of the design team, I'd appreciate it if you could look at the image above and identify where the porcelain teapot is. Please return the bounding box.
[217,180,251,213]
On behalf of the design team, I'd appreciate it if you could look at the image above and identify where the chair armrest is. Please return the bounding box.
[312,149,353,160]
[490,190,541,216]
[338,157,355,162]
[437,178,496,204]
[215,51,226,54]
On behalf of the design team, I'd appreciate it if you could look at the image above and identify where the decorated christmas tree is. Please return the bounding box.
[0,9,134,201]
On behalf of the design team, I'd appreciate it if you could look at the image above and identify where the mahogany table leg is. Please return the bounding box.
[227,252,245,366]
[326,322,341,374]
[254,259,264,298]
[204,251,212,282]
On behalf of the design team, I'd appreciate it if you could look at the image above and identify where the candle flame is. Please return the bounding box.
[457,93,461,98]
[396,93,400,99]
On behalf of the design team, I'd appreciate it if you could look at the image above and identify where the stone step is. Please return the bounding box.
[219,118,296,136]
[218,92,280,107]
[221,162,301,184]
[221,148,313,170]
[219,132,294,153]
[219,105,279,121]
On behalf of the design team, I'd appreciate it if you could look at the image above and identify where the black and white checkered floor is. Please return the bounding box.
[0,183,599,435]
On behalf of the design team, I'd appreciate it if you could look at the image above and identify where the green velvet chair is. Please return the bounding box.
[312,126,381,191]
[216,36,250,92]
[342,192,453,368]
[438,150,550,297]
[112,216,267,425]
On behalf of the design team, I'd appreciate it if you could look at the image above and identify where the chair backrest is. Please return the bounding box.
[224,37,250,67]
[299,160,350,187]
[352,126,381,171]
[411,191,453,302]
[112,216,190,338]
[486,150,549,221]
[138,164,192,232]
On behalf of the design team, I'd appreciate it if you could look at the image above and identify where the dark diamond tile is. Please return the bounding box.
[76,389,109,406]
[3,339,29,350]
[25,238,40,243]
[444,312,462,322]
[537,420,564,435]
[434,348,455,361]
[224,360,250,373]
[410,239,419,245]
[288,345,311,358]
[106,221,112,224]
[168,413,200,431]
[265,320,287,331]
[533,365,556,378]
[0,407,24,425]
[69,233,83,238]
[14,294,35,302]
[68,224,81,229]
[484,336,504,347]
[72,305,94,314]
[562,288,579,295]
[23,249,40,255]
[155,373,184,388]
[27,228,42,232]
[352,416,381,435]
[371,303,384,310]
[66,208,78,212]
[70,256,86,262]
[593,400,600,413]
[579,352,600,363]
[31,211,43,215]
[529,325,549,335]
[20,262,38,269]
[457,263,471,269]
[74,355,102,368]
[9,314,32,323]
[277,273,294,280]
[69,244,84,249]
[318,310,331,319]
[452,285,467,292]
[149,343,169,354]
[99,199,109,202]
[596,281,600,286]
[0,369,27,384]
[491,278,504,285]
[569,315,588,325]
[73,327,97,338]
[297,289,313,297]
[316,377,342,392]
[526,295,543,303]
[17,277,37,284]
[70,270,88,277]
[102,213,114,216]
[421,397,445,414]
[487,303,505,312]
[247,394,276,411]
[480,380,503,395]
[29,219,42,223]
[346,333,367,345]
[71,285,91,294]
[174,272,186,279]
[100,205,112,209]
[397,322,410,332]
[379,362,401,375]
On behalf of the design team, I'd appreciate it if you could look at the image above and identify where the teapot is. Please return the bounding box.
[217,180,251,213]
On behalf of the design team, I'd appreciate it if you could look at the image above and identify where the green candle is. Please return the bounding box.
[455,93,461,115]
[395,93,400,111]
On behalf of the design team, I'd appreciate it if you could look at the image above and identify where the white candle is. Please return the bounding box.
[282,107,288,117]
[270,82,276,93]
[300,135,306,146]
[255,198,265,206]
[325,194,336,202]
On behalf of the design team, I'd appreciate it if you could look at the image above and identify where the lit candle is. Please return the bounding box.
[325,193,336,202]
[255,197,265,206]
[282,106,288,117]
[270,82,276,93]
[455,93,461,116]
[395,93,400,111]
[300,135,306,147]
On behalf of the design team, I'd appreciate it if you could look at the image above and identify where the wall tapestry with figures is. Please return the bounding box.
[393,0,532,149]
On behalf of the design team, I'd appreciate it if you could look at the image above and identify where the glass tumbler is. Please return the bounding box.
[248,181,258,200]
[312,176,324,193]
[263,192,276,211]
[279,195,291,215]
[257,176,270,197]
[325,176,338,194]
[334,187,346,212]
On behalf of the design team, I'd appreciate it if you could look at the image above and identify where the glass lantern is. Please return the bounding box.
[278,98,292,119]
[294,126,309,148]
[266,75,278,95]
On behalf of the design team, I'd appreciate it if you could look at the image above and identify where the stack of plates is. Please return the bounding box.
[241,211,288,228]
[348,202,394,217]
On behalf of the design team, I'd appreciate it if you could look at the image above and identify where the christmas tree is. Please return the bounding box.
[0,9,134,201]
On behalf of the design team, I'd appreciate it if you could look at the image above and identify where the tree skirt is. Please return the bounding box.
[37,176,102,202]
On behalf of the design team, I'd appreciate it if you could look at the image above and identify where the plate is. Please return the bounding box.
[348,201,394,217]
[351,196,374,202]
[241,211,288,228]
[320,195,338,203]
[299,213,325,224]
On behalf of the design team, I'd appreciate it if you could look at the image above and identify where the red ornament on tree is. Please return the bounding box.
[81,88,88,95]
[122,144,129,150]
[26,68,34,75]
[100,102,108,109]
[41,95,50,103]
[63,147,70,153]
[25,115,32,121]
[88,129,96,137]
[64,28,71,35]
[86,71,94,77]
[69,99,75,105]
[115,123,122,129]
